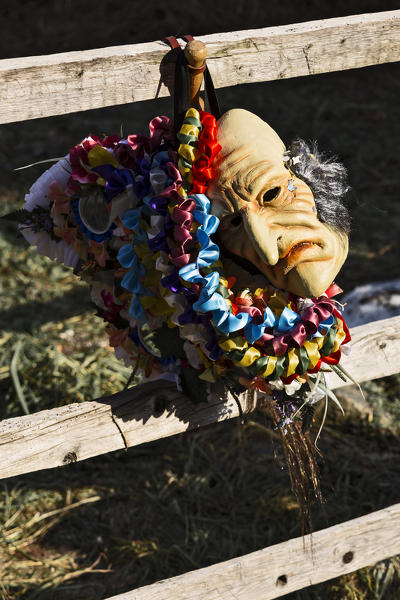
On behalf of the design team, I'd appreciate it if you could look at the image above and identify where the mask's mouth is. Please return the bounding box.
[277,241,322,275]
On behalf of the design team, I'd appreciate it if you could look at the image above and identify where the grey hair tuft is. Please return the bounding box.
[286,139,350,234]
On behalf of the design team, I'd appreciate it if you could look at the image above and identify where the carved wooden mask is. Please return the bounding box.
[207,109,349,298]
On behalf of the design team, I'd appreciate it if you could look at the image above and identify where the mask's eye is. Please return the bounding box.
[230,214,243,228]
[262,186,281,204]
[221,212,243,230]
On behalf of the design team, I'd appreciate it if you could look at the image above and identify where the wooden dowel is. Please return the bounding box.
[184,40,207,110]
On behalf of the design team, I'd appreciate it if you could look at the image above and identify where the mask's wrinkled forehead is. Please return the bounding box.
[216,108,285,155]
[211,108,287,183]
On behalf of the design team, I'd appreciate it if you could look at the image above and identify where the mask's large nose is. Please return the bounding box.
[243,210,281,266]
[240,176,318,267]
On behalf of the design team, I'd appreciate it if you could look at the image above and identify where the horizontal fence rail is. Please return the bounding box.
[1,315,399,480]
[106,503,400,600]
[0,10,400,124]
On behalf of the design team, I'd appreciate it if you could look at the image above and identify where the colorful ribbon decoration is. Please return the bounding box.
[18,105,351,395]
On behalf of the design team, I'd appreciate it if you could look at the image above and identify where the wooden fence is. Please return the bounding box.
[1,10,400,599]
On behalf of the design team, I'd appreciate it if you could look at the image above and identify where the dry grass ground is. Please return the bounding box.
[1,1,400,598]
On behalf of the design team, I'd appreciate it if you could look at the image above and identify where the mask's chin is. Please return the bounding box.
[284,267,333,298]
[282,228,349,297]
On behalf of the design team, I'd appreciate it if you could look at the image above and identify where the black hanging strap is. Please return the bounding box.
[164,36,221,147]
[173,47,191,144]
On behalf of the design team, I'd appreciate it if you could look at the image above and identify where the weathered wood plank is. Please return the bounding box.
[0,382,255,480]
[0,315,399,480]
[325,314,400,389]
[1,10,400,124]
[105,503,400,599]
